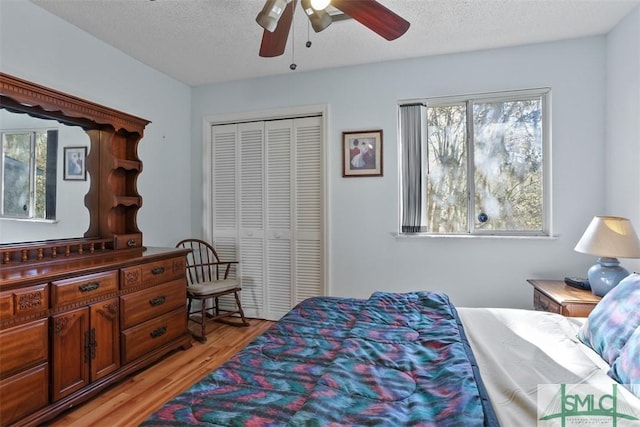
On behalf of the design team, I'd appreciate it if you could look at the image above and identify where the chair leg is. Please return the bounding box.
[205,297,220,320]
[199,298,207,342]
[234,291,250,327]
[186,297,207,343]
[213,291,250,327]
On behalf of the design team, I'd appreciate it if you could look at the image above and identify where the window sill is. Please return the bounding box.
[0,217,58,224]
[393,232,557,240]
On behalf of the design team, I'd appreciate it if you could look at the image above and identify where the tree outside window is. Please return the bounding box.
[401,89,550,236]
[1,129,58,220]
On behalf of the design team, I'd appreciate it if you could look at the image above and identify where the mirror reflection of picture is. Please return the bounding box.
[64,146,87,181]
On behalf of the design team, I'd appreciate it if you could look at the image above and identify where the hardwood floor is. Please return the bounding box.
[48,319,274,427]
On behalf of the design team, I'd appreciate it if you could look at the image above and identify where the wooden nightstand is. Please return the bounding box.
[527,279,601,317]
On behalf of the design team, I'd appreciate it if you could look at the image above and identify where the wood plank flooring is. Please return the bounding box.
[48,319,274,427]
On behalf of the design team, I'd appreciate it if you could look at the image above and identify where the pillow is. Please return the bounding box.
[608,325,640,398]
[577,273,640,364]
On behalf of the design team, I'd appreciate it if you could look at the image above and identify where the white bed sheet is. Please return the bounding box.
[458,307,640,426]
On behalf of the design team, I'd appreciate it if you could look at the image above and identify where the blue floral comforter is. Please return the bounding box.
[142,291,499,426]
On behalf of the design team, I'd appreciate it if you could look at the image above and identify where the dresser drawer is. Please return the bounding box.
[0,318,48,378]
[121,307,187,364]
[0,363,49,426]
[120,265,143,289]
[141,257,185,286]
[120,279,186,329]
[113,232,142,250]
[533,290,561,314]
[51,270,118,307]
[120,256,186,290]
[0,283,49,323]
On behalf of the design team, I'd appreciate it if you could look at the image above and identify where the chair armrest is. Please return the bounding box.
[213,260,238,280]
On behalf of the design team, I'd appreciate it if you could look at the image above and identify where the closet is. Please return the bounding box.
[207,115,324,320]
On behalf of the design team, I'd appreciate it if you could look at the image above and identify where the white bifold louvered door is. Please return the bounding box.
[209,116,323,320]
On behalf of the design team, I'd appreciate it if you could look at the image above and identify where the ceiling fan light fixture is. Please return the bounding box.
[256,0,292,32]
[310,0,331,11]
[301,0,332,32]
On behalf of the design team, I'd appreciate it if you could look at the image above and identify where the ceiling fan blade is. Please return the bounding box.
[331,0,410,41]
[259,0,297,57]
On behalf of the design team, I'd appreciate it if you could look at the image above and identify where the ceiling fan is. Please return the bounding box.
[256,0,410,58]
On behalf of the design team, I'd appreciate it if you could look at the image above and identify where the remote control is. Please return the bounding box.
[564,277,591,290]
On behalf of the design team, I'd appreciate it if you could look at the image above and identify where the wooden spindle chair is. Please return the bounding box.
[176,238,249,342]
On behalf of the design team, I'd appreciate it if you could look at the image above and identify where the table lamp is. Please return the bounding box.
[574,216,640,296]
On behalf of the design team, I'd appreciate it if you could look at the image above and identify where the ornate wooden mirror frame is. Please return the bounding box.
[0,72,150,266]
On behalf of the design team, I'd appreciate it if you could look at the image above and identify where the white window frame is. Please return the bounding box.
[399,88,552,237]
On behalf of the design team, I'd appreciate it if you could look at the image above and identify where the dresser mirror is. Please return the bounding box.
[0,72,150,263]
[0,109,90,243]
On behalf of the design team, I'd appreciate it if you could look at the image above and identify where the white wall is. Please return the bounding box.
[0,0,192,248]
[605,5,640,273]
[192,37,610,309]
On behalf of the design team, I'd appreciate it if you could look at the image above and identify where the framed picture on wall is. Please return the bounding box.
[342,129,383,177]
[64,146,87,181]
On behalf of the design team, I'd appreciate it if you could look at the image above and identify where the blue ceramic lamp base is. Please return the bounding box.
[587,257,630,297]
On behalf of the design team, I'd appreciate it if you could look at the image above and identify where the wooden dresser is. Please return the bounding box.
[0,247,192,426]
[0,73,192,426]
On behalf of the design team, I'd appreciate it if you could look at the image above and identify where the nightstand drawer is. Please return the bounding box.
[534,290,561,314]
[528,279,600,317]
[558,303,598,317]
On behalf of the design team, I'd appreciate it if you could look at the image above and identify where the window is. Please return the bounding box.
[1,129,58,220]
[400,89,550,236]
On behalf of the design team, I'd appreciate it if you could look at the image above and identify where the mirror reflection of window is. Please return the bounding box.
[1,129,58,220]
[0,109,91,244]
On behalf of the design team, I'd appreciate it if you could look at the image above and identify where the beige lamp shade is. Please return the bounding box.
[574,216,640,258]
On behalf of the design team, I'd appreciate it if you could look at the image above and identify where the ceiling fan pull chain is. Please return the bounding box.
[290,12,297,70]
[306,19,312,48]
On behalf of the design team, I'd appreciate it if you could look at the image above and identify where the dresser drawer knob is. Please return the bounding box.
[127,239,137,247]
[150,326,167,339]
[149,296,166,307]
[78,282,100,292]
[151,267,165,275]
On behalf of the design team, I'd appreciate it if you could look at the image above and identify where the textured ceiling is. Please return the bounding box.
[30,0,640,87]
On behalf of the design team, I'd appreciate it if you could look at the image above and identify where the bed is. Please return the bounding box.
[142,274,640,426]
